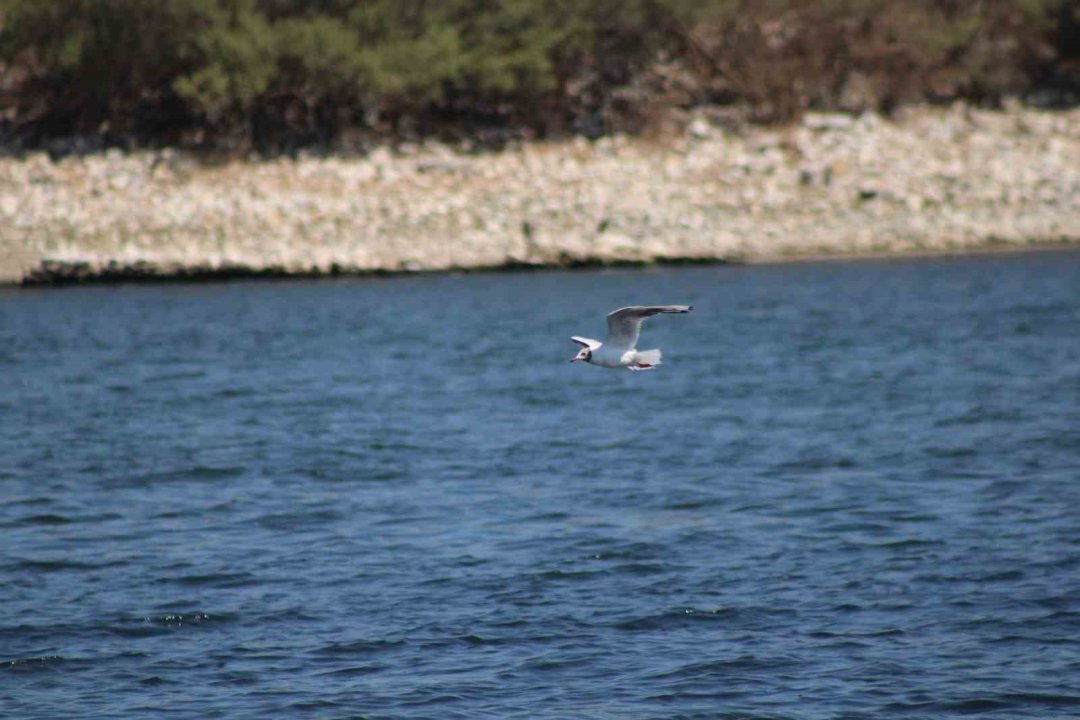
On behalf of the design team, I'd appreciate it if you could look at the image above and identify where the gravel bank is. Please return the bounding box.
[2,103,1077,284]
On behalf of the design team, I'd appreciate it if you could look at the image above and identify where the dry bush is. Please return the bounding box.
[665,0,1067,121]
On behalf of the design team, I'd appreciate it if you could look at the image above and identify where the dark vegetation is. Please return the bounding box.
[0,0,1077,155]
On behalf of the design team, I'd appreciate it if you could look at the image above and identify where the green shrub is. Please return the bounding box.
[0,0,1073,152]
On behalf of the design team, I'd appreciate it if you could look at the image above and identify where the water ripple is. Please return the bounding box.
[2,253,1078,718]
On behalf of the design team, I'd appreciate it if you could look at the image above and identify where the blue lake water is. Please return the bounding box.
[2,251,1079,719]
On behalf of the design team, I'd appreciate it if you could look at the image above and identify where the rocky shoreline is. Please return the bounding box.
[2,102,1078,285]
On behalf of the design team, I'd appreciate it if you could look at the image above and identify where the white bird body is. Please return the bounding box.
[570,305,692,371]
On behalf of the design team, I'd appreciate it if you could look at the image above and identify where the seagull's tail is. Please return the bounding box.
[633,348,663,367]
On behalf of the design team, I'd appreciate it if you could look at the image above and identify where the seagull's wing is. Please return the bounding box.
[571,336,602,350]
[604,305,692,349]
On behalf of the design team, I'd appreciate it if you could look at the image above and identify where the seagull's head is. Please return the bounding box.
[571,347,592,363]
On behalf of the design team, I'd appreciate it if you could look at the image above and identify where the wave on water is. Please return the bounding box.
[2,254,1079,718]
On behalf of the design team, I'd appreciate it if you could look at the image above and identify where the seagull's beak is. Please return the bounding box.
[570,355,580,362]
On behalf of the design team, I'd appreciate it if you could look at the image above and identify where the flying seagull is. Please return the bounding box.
[570,305,692,371]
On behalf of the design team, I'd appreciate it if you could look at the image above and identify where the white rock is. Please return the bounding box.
[803,113,855,131]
